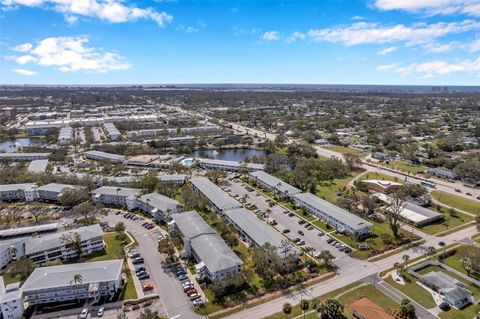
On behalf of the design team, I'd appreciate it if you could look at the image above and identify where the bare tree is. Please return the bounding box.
[386,190,406,238]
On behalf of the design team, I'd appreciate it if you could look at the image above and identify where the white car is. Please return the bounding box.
[97,307,104,317]
[79,308,88,319]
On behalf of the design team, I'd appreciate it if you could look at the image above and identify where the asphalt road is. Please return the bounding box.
[103,212,201,319]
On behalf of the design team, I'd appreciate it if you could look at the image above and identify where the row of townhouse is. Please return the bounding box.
[0,224,104,271]
[223,208,299,258]
[0,153,50,162]
[84,150,126,163]
[189,177,242,212]
[0,260,123,319]
[126,125,221,138]
[198,158,264,172]
[103,122,121,141]
[170,211,243,282]
[248,171,373,237]
[58,126,73,145]
[249,170,302,199]
[0,183,82,203]
[91,186,182,222]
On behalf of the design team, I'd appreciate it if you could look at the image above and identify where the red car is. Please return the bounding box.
[186,288,197,296]
[147,224,155,230]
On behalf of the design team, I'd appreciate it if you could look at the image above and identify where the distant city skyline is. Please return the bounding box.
[1,0,479,85]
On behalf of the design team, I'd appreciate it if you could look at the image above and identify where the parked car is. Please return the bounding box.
[317,231,325,236]
[178,274,189,281]
[186,289,198,296]
[192,298,205,306]
[183,284,194,292]
[439,302,450,311]
[455,188,462,193]
[189,293,201,301]
[298,220,306,225]
[115,211,121,215]
[298,230,304,236]
[142,283,154,291]
[307,226,314,230]
[80,308,88,319]
[135,266,146,274]
[283,211,289,214]
[138,273,150,280]
[293,237,301,243]
[142,222,149,227]
[132,257,144,264]
[298,240,305,245]
[97,307,104,317]
[326,238,334,244]
[130,252,140,258]
[147,224,155,230]
[282,229,290,233]
[288,212,295,217]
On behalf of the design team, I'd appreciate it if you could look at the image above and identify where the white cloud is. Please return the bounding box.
[286,32,305,43]
[374,0,480,17]
[185,26,199,33]
[262,31,280,41]
[306,20,480,46]
[12,68,37,75]
[376,46,398,55]
[421,41,458,53]
[8,36,131,73]
[12,42,32,52]
[1,0,173,26]
[377,56,480,76]
[470,39,480,52]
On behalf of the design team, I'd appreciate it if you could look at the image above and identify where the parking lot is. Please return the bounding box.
[223,178,348,260]
[103,211,202,319]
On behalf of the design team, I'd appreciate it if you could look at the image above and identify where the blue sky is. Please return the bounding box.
[1,0,479,85]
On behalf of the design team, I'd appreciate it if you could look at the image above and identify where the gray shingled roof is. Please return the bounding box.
[21,259,123,292]
[37,183,81,193]
[84,150,125,161]
[28,159,49,173]
[190,177,240,211]
[0,183,36,192]
[24,224,103,255]
[91,186,141,197]
[199,158,264,170]
[171,211,243,274]
[293,192,373,231]
[224,208,299,257]
[140,192,180,212]
[250,171,301,196]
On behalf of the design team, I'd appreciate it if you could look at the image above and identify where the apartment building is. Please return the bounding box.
[17,224,104,265]
[249,171,302,198]
[84,150,126,163]
[171,211,243,282]
[58,126,73,145]
[0,183,37,202]
[224,208,299,258]
[91,186,141,210]
[158,174,186,185]
[167,136,196,145]
[293,193,373,237]
[103,122,120,141]
[198,158,264,172]
[190,177,241,212]
[427,167,459,180]
[137,192,181,222]
[36,183,83,202]
[0,153,50,162]
[20,260,123,306]
[0,243,13,269]
[0,280,23,319]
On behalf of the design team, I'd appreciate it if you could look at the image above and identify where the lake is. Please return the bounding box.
[0,137,47,152]
[193,148,266,162]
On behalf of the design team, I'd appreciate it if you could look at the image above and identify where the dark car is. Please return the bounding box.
[438,241,446,247]
[317,231,325,236]
[282,229,290,233]
[132,257,144,264]
[298,220,306,225]
[439,302,450,311]
[288,212,295,217]
[298,230,304,236]
[135,267,146,273]
[115,211,121,215]
[138,273,150,280]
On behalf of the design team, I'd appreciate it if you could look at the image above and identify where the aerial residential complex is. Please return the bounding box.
[190,177,242,212]
[198,158,264,172]
[171,211,244,282]
[249,170,302,198]
[84,150,126,163]
[91,186,141,210]
[293,192,373,236]
[137,192,181,222]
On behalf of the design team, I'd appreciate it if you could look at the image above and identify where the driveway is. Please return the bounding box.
[102,212,201,319]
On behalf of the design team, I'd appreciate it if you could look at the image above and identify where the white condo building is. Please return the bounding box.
[91,186,141,210]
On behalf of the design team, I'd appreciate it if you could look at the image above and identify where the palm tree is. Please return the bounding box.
[319,250,334,268]
[282,303,292,319]
[317,299,343,319]
[300,299,310,319]
[70,273,83,303]
[425,246,437,260]
[402,254,410,267]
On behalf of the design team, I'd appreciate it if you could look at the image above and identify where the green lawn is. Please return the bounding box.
[122,267,138,300]
[358,172,403,183]
[323,145,362,155]
[418,205,474,235]
[431,191,480,215]
[439,303,480,319]
[81,232,126,262]
[442,246,480,281]
[315,170,363,203]
[385,272,436,309]
[385,161,428,175]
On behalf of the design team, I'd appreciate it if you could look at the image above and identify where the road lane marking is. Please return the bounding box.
[170,315,181,319]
